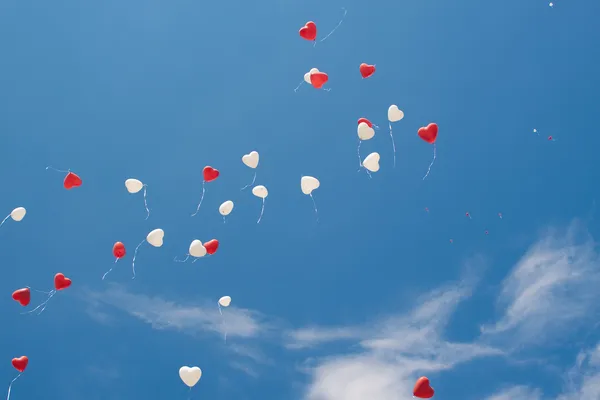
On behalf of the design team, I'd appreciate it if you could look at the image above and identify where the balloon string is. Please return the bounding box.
[21,290,56,315]
[218,303,222,316]
[293,80,304,92]
[191,181,206,217]
[323,88,332,92]
[422,143,436,180]
[373,124,380,130]
[6,374,21,400]
[102,258,119,281]
[174,255,190,263]
[223,216,226,224]
[257,198,265,224]
[388,122,397,168]
[240,172,257,191]
[131,239,145,279]
[45,166,70,173]
[142,185,150,220]
[25,286,53,295]
[319,8,347,43]
[310,194,319,222]
[0,214,10,229]
[357,140,362,170]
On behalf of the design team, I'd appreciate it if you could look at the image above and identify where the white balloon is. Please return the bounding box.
[357,122,375,141]
[387,105,404,122]
[362,152,381,172]
[301,176,320,195]
[242,151,259,169]
[10,207,26,222]
[219,296,231,307]
[219,200,234,216]
[125,178,144,194]
[304,68,320,84]
[179,366,202,388]
[189,240,207,258]
[252,185,268,199]
[146,229,164,247]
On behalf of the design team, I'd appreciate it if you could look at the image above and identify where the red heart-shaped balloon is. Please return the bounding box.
[12,288,31,306]
[54,273,72,291]
[113,242,126,259]
[299,21,317,41]
[310,72,329,89]
[359,63,376,78]
[418,123,438,144]
[203,166,219,182]
[357,118,373,128]
[12,356,29,373]
[413,376,434,399]
[63,172,82,189]
[204,239,219,255]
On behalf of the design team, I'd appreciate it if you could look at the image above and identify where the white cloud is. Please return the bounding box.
[481,221,600,348]
[484,385,542,400]
[285,327,363,349]
[558,343,600,399]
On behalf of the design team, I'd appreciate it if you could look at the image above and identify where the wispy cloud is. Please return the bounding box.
[557,343,600,399]
[83,284,268,339]
[484,385,542,400]
[481,221,600,348]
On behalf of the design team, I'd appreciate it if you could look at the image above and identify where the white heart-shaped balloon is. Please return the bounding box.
[357,122,375,141]
[300,176,320,195]
[189,239,207,258]
[387,105,404,122]
[125,178,144,194]
[252,185,268,199]
[219,200,234,216]
[219,296,231,307]
[242,151,259,169]
[179,366,202,388]
[146,228,164,247]
[10,207,26,222]
[362,152,381,172]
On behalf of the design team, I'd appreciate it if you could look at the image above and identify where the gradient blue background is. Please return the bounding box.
[1,0,599,398]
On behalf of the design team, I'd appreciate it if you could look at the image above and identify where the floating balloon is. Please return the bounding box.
[498,212,503,219]
[219,201,234,222]
[46,166,82,189]
[357,118,377,128]
[362,152,380,173]
[299,21,317,41]
[296,68,320,92]
[465,212,471,219]
[418,123,438,180]
[125,178,150,219]
[252,185,268,223]
[191,166,220,217]
[413,376,434,399]
[387,105,404,168]
[0,207,26,229]
[204,239,219,255]
[219,296,231,307]
[359,63,376,78]
[357,122,375,141]
[7,356,28,400]
[102,242,127,280]
[310,72,329,90]
[131,229,164,278]
[301,176,320,220]
[179,366,202,388]
[174,239,207,263]
[12,288,30,307]
[241,151,260,190]
[548,135,557,141]
[22,273,71,316]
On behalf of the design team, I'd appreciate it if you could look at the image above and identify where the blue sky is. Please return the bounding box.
[1,0,600,399]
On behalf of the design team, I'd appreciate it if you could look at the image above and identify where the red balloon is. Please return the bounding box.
[548,136,553,141]
[12,288,31,306]
[12,356,28,373]
[359,63,376,78]
[113,242,126,259]
[413,376,434,399]
[418,123,438,144]
[204,239,219,255]
[54,273,72,291]
[357,118,373,128]
[63,172,82,190]
[299,21,317,41]
[203,166,219,182]
[310,72,329,89]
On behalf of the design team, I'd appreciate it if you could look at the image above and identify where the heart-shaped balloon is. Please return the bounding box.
[413,376,434,399]
[357,118,373,128]
[125,178,144,194]
[362,152,380,172]
[387,105,404,122]
[219,296,231,307]
[304,68,319,84]
[310,72,329,89]
[300,176,320,195]
[203,166,219,182]
[299,21,317,41]
[12,356,28,373]
[179,366,202,388]
[359,63,376,78]
[63,172,82,190]
[146,228,164,247]
[242,151,259,169]
[12,288,30,306]
[54,273,72,290]
[204,239,219,255]
[189,240,207,258]
[357,122,375,141]
[418,123,438,144]
[10,207,26,222]
[113,242,126,258]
